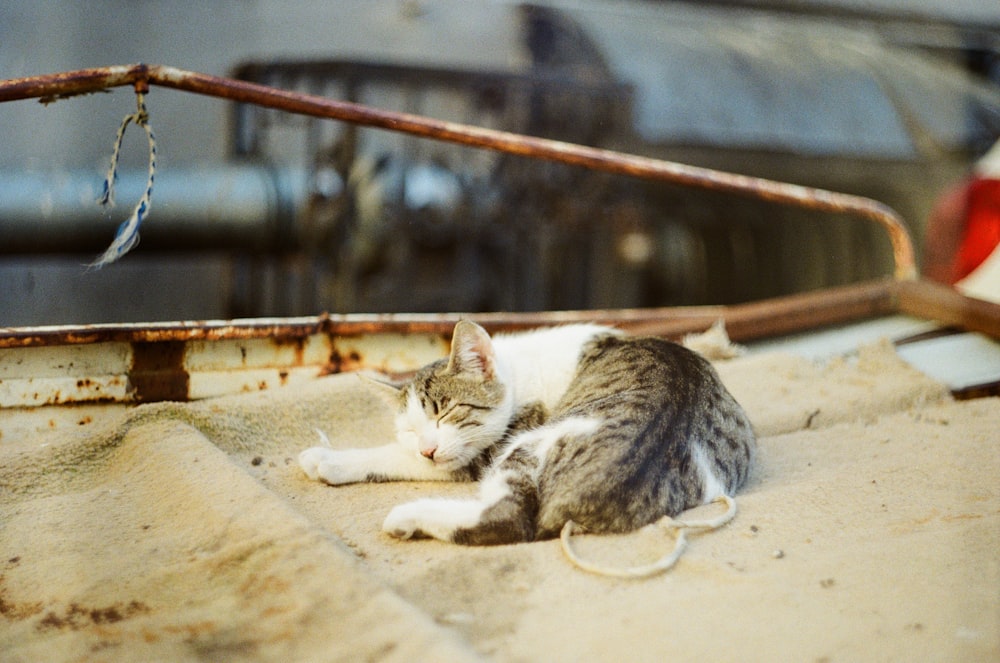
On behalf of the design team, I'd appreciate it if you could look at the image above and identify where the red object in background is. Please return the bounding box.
[954,178,1000,282]
[924,177,1000,285]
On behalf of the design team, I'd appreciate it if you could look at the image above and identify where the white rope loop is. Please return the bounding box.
[560,494,738,579]
[90,91,156,269]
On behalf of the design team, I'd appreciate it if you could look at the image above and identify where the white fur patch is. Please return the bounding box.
[691,443,729,504]
[299,440,455,485]
[477,468,516,505]
[529,416,601,464]
[494,415,601,481]
[382,470,514,541]
[492,324,617,409]
[383,499,486,540]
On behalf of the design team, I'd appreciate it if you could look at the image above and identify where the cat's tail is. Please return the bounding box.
[559,494,737,579]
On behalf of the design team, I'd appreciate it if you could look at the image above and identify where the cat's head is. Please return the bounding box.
[364,320,514,470]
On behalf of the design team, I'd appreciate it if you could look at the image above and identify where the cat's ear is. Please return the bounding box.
[446,320,497,380]
[357,372,402,409]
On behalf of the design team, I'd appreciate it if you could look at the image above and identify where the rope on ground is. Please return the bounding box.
[560,494,738,579]
[89,90,156,269]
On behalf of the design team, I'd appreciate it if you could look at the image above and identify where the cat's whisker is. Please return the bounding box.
[315,428,333,448]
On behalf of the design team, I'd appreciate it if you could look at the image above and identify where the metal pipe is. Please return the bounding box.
[0,166,307,252]
[0,64,918,280]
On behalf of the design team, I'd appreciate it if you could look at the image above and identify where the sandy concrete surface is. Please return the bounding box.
[1,340,997,662]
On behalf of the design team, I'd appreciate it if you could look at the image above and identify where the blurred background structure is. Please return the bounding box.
[1,0,998,325]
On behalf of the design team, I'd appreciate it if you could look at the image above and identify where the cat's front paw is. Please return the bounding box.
[384,500,449,541]
[382,502,423,540]
[298,447,357,485]
[298,446,330,481]
[383,499,472,542]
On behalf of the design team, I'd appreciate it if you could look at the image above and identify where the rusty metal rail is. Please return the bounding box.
[0,280,900,408]
[0,63,917,280]
[0,279,906,349]
[2,279,996,411]
[8,278,997,351]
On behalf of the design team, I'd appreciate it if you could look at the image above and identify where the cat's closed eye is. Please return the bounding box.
[437,401,463,421]
[439,402,492,425]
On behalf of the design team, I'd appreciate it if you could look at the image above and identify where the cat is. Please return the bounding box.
[299,320,755,546]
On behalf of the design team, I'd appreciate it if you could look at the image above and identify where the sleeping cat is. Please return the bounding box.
[299,320,755,545]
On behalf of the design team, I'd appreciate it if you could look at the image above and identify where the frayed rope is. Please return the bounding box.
[560,494,737,578]
[89,91,156,269]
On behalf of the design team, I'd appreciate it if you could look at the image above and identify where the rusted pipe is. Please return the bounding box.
[0,64,143,104]
[0,279,903,349]
[0,64,918,279]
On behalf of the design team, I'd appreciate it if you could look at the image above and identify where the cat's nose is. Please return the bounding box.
[420,446,437,460]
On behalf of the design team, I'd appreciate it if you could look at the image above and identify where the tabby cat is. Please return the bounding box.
[299,320,755,545]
